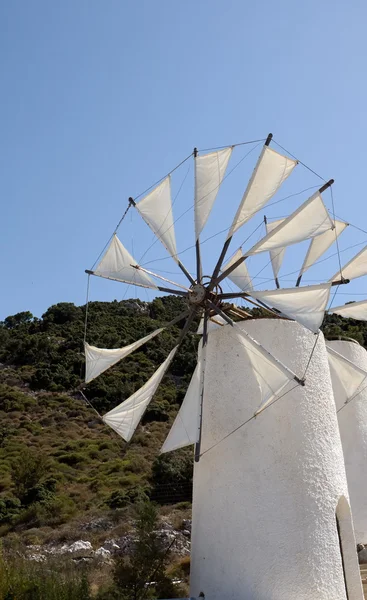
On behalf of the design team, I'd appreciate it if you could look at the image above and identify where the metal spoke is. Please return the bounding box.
[196,240,202,283]
[195,309,208,463]
[157,286,188,297]
[131,264,190,291]
[178,261,196,286]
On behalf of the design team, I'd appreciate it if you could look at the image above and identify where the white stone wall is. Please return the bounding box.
[190,319,362,600]
[328,340,367,544]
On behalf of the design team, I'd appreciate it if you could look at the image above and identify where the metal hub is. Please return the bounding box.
[188,283,207,306]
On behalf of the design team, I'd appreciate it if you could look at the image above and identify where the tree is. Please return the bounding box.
[110,502,183,600]
[4,312,33,329]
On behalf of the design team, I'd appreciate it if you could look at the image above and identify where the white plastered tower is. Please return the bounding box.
[328,339,367,545]
[190,319,363,600]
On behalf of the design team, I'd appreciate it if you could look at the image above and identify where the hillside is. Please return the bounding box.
[0,296,366,542]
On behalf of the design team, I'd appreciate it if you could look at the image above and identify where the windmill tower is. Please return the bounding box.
[82,134,367,599]
[327,333,367,545]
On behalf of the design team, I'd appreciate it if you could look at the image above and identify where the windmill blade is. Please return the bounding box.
[245,185,334,257]
[133,177,195,285]
[103,346,178,442]
[161,344,203,454]
[221,249,253,291]
[329,244,367,283]
[134,177,178,262]
[195,147,233,240]
[265,217,286,288]
[326,345,367,402]
[250,283,331,333]
[87,234,158,289]
[84,309,190,383]
[296,219,348,286]
[215,182,335,288]
[85,330,163,383]
[131,264,190,291]
[227,137,297,239]
[329,299,367,321]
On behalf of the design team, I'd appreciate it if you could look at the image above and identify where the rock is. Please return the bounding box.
[182,519,192,532]
[102,539,121,553]
[358,546,367,564]
[81,517,113,532]
[182,529,191,537]
[95,547,111,560]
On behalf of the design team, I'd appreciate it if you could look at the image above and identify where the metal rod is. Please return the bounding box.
[214,252,247,286]
[131,264,190,291]
[275,277,280,289]
[157,286,189,296]
[319,179,334,194]
[296,274,302,287]
[195,310,208,463]
[209,237,232,290]
[206,301,234,327]
[175,309,197,346]
[331,278,350,286]
[264,132,273,147]
[196,239,202,283]
[178,260,196,286]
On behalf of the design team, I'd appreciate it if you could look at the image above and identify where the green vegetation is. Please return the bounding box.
[0,297,198,534]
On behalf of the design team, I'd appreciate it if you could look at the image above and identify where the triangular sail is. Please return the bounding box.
[85,328,163,383]
[298,219,348,279]
[329,299,367,321]
[265,218,286,280]
[326,345,367,402]
[135,177,178,262]
[246,192,334,256]
[233,327,296,415]
[93,235,157,289]
[222,249,253,291]
[195,147,232,240]
[330,244,367,283]
[250,283,331,333]
[103,347,178,442]
[161,350,202,453]
[227,146,297,239]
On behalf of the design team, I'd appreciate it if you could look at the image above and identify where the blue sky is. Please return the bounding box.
[1,0,367,320]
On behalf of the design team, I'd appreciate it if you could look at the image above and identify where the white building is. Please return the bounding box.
[328,339,367,545]
[190,319,363,600]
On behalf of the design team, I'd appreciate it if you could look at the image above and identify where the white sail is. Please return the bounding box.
[161,349,203,453]
[227,146,297,239]
[135,176,178,262]
[93,235,157,289]
[233,327,294,416]
[85,328,163,383]
[246,192,334,256]
[250,283,331,333]
[330,244,367,283]
[265,218,286,280]
[195,147,232,239]
[329,299,367,321]
[197,315,228,334]
[326,345,367,402]
[222,249,253,291]
[298,219,348,279]
[103,347,178,442]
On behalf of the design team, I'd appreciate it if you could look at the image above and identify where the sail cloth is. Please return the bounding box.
[330,244,367,283]
[195,147,232,240]
[93,235,157,289]
[245,192,334,256]
[161,346,203,453]
[227,146,297,239]
[85,329,164,383]
[298,219,348,279]
[250,283,331,333]
[265,218,286,281]
[103,347,178,442]
[326,345,367,402]
[233,326,296,416]
[135,177,178,262]
[329,299,367,321]
[222,249,253,291]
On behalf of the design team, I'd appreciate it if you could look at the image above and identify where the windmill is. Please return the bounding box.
[82,134,367,599]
